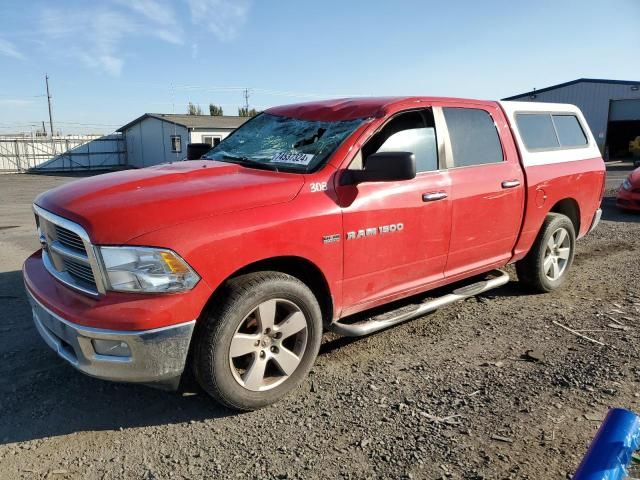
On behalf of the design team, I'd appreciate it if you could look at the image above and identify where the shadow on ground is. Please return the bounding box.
[1,263,529,445]
[0,269,234,445]
[602,196,640,223]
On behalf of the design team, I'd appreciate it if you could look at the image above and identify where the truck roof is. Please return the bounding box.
[265,96,493,121]
[266,97,596,123]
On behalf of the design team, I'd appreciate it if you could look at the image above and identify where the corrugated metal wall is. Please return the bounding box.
[505,82,640,152]
[0,134,126,172]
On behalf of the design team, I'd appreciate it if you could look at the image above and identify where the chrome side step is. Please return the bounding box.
[329,270,510,337]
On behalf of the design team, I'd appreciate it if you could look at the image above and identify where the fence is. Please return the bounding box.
[0,134,126,172]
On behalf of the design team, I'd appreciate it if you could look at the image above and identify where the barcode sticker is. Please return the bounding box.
[270,152,314,165]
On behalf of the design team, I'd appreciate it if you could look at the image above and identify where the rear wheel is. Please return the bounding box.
[516,213,576,293]
[193,272,322,410]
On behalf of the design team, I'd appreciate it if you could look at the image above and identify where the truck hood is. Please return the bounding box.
[35,160,305,244]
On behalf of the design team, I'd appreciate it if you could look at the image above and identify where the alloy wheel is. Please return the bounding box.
[229,298,308,391]
[543,227,571,281]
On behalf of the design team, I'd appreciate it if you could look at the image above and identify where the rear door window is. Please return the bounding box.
[442,108,504,168]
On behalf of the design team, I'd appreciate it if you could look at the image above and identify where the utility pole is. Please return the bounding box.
[45,75,54,137]
[41,121,47,137]
[243,88,250,112]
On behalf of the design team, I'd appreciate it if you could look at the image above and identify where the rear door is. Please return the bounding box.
[436,103,524,277]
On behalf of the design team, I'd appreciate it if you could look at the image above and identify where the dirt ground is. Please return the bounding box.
[0,164,639,479]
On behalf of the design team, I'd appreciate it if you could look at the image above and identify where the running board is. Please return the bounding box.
[329,270,510,337]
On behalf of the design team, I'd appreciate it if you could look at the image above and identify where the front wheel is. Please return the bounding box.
[193,272,322,410]
[516,213,576,293]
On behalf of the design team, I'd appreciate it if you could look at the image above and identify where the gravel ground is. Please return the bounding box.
[0,166,639,480]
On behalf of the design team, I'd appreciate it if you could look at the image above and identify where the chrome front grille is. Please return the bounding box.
[34,205,105,296]
[62,258,96,285]
[54,225,86,252]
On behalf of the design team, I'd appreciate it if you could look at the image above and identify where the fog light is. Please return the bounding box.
[92,339,131,357]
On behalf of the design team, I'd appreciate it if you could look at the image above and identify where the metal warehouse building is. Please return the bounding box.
[503,78,640,158]
[118,113,248,168]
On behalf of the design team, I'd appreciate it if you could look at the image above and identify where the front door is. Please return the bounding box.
[337,108,452,312]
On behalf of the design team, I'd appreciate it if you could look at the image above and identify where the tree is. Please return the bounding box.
[209,104,224,116]
[238,107,258,117]
[187,102,202,115]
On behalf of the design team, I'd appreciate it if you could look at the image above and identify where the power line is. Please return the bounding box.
[0,121,121,127]
[173,84,364,99]
[0,94,46,99]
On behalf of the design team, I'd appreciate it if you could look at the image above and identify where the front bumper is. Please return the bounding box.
[26,286,195,390]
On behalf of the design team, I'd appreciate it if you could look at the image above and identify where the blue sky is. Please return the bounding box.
[0,0,638,134]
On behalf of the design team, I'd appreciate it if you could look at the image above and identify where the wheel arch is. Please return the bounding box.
[549,198,580,234]
[203,256,334,326]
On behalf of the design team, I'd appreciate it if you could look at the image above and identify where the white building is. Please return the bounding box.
[118,113,248,168]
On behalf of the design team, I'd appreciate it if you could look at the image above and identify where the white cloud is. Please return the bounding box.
[36,0,251,76]
[39,9,135,76]
[116,0,184,44]
[116,0,176,26]
[0,38,24,59]
[38,3,184,77]
[187,0,250,41]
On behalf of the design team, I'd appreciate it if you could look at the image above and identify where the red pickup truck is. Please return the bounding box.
[24,97,605,410]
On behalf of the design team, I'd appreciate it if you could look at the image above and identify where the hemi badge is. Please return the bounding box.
[322,234,340,244]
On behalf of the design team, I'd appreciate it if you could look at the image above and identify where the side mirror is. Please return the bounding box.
[344,152,416,184]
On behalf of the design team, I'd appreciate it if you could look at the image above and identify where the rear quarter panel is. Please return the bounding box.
[512,158,605,259]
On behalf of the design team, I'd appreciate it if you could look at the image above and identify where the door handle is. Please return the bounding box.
[422,191,448,202]
[501,180,521,189]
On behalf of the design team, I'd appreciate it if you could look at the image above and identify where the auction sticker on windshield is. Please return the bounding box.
[271,152,315,165]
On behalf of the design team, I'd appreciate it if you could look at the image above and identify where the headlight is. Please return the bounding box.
[622,178,632,191]
[99,246,199,293]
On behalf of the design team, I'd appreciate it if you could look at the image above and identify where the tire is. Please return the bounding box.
[193,271,322,411]
[516,213,576,293]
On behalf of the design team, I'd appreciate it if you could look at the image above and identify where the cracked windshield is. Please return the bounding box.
[202,113,366,172]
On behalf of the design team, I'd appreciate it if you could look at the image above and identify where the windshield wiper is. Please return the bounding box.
[220,154,279,172]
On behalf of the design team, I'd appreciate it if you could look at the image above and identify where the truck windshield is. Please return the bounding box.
[202,113,366,173]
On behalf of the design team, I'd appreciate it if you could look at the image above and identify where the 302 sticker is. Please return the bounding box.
[310,182,328,192]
